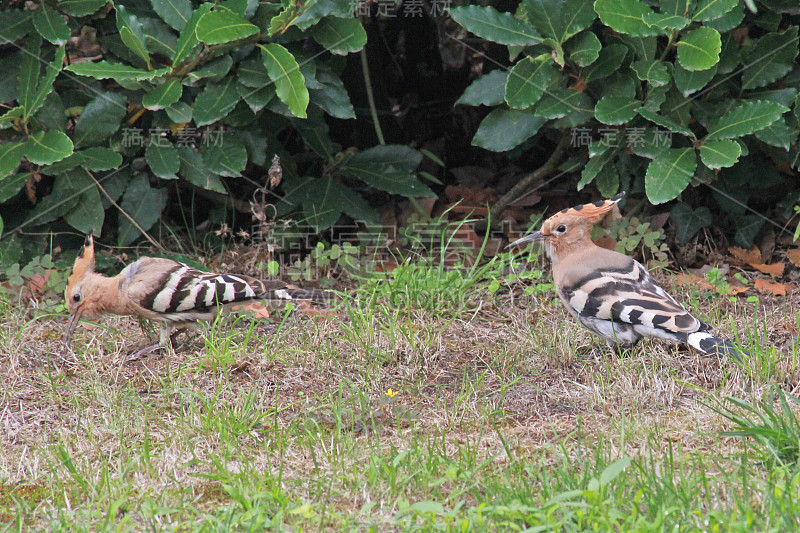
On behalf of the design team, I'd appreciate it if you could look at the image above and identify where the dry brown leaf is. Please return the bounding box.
[754,278,791,296]
[593,236,617,251]
[231,302,270,319]
[747,262,785,277]
[788,248,800,267]
[729,246,762,264]
[295,300,338,319]
[675,273,714,290]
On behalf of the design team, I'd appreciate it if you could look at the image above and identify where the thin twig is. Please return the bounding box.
[486,131,572,227]
[86,169,166,252]
[360,48,385,145]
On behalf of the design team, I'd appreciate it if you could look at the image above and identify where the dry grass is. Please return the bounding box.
[0,279,799,530]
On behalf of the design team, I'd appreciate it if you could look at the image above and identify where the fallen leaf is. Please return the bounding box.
[231,302,270,319]
[754,278,792,296]
[593,236,617,251]
[295,300,337,319]
[747,262,784,277]
[729,246,762,264]
[788,248,800,267]
[675,273,714,290]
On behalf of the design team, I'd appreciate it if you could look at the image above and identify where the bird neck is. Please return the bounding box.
[82,272,127,317]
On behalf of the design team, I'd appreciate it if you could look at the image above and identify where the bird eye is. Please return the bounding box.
[73,293,82,303]
[556,224,567,233]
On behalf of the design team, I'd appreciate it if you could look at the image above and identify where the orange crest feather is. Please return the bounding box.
[67,231,96,289]
[554,192,625,223]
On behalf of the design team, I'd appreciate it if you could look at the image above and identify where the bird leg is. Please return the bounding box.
[126,323,181,362]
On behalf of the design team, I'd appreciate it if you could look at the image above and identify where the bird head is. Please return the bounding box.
[507,192,625,261]
[64,230,97,346]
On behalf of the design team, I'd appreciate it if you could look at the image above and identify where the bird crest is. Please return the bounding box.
[554,191,625,223]
[66,230,96,291]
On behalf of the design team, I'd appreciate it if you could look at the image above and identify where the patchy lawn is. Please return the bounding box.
[1,274,799,531]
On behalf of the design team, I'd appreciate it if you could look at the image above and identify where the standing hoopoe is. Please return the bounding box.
[64,231,328,356]
[508,193,749,360]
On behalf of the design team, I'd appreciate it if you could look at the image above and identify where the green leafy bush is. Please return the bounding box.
[450,0,800,247]
[0,0,434,266]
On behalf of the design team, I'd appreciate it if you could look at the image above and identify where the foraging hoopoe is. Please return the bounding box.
[64,231,328,355]
[508,193,748,360]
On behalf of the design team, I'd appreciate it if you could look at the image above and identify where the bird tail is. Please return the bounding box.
[686,331,749,361]
[261,288,331,303]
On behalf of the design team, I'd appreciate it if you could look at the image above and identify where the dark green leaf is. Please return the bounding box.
[260,43,309,119]
[0,142,25,179]
[741,28,799,90]
[143,79,183,110]
[734,214,764,248]
[26,170,85,227]
[32,4,70,45]
[193,77,241,126]
[24,131,73,165]
[166,101,193,123]
[0,10,32,44]
[178,146,225,193]
[303,177,344,231]
[116,5,151,66]
[73,92,128,148]
[699,139,741,169]
[693,0,737,21]
[674,63,716,96]
[594,0,660,36]
[146,142,180,179]
[201,133,247,177]
[595,162,620,197]
[313,17,366,55]
[237,57,271,88]
[676,26,721,71]
[81,148,123,171]
[754,118,797,150]
[645,147,696,204]
[310,82,355,119]
[505,55,559,109]
[196,7,259,45]
[595,96,641,125]
[67,61,170,81]
[0,170,27,203]
[567,31,601,67]
[118,174,168,246]
[151,0,192,31]
[642,11,689,30]
[584,44,627,83]
[535,88,593,118]
[456,71,508,106]
[239,83,275,112]
[448,5,542,46]
[631,60,671,87]
[705,2,744,32]
[293,117,334,158]
[18,34,42,119]
[578,147,613,189]
[706,100,788,140]
[65,171,104,233]
[340,145,433,197]
[59,0,108,17]
[638,108,695,137]
[173,2,213,65]
[472,109,546,152]
[26,46,65,119]
[671,203,712,243]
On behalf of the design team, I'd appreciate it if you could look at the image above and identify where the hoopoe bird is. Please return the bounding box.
[508,192,748,360]
[64,231,328,356]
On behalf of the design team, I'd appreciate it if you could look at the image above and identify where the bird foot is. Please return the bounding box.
[125,343,166,364]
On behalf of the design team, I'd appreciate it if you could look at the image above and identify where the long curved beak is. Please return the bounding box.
[506,231,544,250]
[63,311,81,350]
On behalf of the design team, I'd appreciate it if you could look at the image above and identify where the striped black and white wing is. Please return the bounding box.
[123,259,268,321]
[563,259,706,336]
